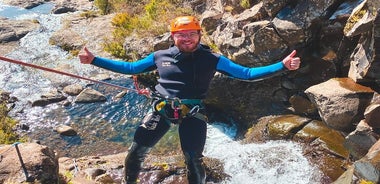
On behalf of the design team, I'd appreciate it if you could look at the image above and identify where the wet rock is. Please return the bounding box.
[294,120,349,181]
[344,120,378,160]
[332,166,356,184]
[74,88,107,103]
[0,143,58,184]
[0,18,39,43]
[305,78,374,131]
[54,124,77,136]
[32,89,67,107]
[63,83,84,96]
[266,114,311,140]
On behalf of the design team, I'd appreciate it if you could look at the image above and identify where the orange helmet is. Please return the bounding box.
[170,16,201,32]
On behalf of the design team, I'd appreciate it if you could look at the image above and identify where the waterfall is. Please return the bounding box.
[205,123,322,183]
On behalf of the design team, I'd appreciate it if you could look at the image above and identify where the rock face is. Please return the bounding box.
[0,143,58,184]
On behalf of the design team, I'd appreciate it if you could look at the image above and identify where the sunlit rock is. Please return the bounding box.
[63,83,84,96]
[74,88,106,103]
[0,143,58,183]
[305,78,374,131]
[267,114,311,140]
[54,124,77,136]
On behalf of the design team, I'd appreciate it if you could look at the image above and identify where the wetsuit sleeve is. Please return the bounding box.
[216,55,285,80]
[91,53,156,74]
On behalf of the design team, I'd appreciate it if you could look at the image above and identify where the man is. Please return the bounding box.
[79,16,300,184]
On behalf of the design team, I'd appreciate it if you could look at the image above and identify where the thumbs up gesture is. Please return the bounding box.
[78,47,95,64]
[282,50,300,70]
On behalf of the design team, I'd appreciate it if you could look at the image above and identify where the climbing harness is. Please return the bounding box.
[151,97,208,124]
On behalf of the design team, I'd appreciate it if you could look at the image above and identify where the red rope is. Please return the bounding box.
[132,75,151,97]
[0,56,138,92]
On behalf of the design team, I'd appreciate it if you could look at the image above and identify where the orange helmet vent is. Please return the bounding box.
[170,16,201,32]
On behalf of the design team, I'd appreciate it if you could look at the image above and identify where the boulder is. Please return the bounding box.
[353,139,380,183]
[0,143,58,184]
[74,88,106,103]
[344,120,378,160]
[63,83,84,96]
[32,89,67,107]
[305,78,374,131]
[54,124,77,136]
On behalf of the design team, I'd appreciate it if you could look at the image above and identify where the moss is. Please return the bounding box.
[344,8,367,34]
[240,0,250,9]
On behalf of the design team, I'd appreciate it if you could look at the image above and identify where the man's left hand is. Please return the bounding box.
[283,50,301,70]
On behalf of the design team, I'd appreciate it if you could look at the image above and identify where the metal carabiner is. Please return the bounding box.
[171,97,182,109]
[188,105,200,117]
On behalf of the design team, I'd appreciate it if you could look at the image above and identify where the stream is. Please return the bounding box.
[0,2,323,183]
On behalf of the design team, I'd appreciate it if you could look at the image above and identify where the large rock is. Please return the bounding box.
[305,78,374,131]
[0,143,58,184]
[345,0,380,83]
[0,17,39,55]
[74,88,106,103]
[294,120,349,181]
[344,120,378,160]
[353,138,380,183]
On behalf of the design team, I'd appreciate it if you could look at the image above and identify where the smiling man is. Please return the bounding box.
[79,15,300,184]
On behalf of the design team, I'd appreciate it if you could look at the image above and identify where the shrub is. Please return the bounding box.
[103,0,193,59]
[94,0,110,15]
[0,103,19,144]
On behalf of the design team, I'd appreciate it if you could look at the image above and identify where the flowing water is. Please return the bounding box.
[0,2,322,183]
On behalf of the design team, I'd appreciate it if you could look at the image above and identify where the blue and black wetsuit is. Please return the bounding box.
[91,44,285,184]
[92,44,284,99]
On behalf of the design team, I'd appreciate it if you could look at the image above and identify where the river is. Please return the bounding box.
[0,2,322,183]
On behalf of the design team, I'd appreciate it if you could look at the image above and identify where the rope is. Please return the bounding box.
[0,142,20,161]
[0,142,32,181]
[0,56,140,93]
[132,75,152,97]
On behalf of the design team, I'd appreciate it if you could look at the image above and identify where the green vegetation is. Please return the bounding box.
[344,8,367,34]
[94,0,110,15]
[96,0,193,59]
[0,103,20,144]
[240,0,250,9]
